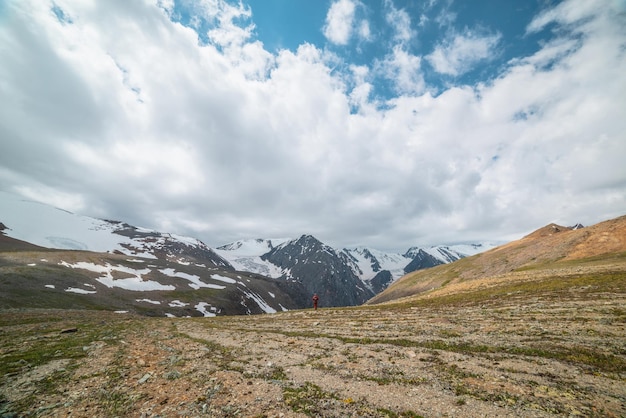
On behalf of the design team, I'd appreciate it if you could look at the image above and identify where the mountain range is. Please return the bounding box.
[0,191,495,313]
[2,192,624,417]
[214,236,495,305]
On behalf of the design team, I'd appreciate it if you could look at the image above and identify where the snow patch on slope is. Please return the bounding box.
[159,268,225,290]
[65,287,97,294]
[195,302,217,317]
[239,289,277,314]
[60,261,175,291]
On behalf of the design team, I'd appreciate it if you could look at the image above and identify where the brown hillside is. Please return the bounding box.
[368,214,626,305]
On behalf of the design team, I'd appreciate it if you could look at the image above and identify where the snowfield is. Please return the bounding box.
[159,268,226,290]
[0,192,137,253]
[60,261,175,291]
[214,238,289,278]
[0,191,209,260]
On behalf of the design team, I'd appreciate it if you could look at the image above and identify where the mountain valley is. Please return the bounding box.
[1,191,625,416]
[0,192,492,314]
[1,247,624,416]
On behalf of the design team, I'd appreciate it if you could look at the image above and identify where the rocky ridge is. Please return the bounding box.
[261,235,375,307]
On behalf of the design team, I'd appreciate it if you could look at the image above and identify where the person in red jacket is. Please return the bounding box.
[312,293,319,310]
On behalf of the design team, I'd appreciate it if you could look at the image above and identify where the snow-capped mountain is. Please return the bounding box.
[0,191,304,316]
[339,243,496,292]
[216,236,498,296]
[405,243,491,262]
[341,247,409,281]
[1,190,498,313]
[218,236,375,307]
[261,235,374,307]
[0,191,230,268]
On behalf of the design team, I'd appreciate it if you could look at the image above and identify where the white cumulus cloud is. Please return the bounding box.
[323,0,357,45]
[377,46,425,95]
[384,0,415,44]
[427,29,501,76]
[0,0,624,252]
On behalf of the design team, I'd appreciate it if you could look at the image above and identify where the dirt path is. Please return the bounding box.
[1,292,625,417]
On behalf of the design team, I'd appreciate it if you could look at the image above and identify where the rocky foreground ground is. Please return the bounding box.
[1,283,625,417]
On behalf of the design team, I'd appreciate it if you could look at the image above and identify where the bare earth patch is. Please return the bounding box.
[1,281,625,418]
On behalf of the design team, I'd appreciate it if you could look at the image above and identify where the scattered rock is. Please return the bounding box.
[2,291,626,418]
[137,373,152,384]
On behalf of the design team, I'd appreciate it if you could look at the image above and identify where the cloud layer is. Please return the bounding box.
[1,0,625,252]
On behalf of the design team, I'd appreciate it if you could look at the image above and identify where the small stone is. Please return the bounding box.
[138,373,152,384]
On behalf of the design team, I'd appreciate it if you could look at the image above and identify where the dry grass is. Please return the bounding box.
[369,215,626,305]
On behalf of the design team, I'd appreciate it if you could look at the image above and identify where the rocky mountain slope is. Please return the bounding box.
[216,237,495,299]
[261,235,374,307]
[0,235,305,316]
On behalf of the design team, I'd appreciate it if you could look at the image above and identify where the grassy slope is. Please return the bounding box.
[0,242,302,315]
[368,215,626,305]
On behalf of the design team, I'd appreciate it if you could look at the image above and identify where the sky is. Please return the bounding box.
[1,0,625,252]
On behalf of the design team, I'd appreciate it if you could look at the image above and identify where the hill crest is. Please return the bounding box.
[369,214,626,305]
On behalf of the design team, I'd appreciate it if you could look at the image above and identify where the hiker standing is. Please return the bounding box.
[312,293,319,310]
